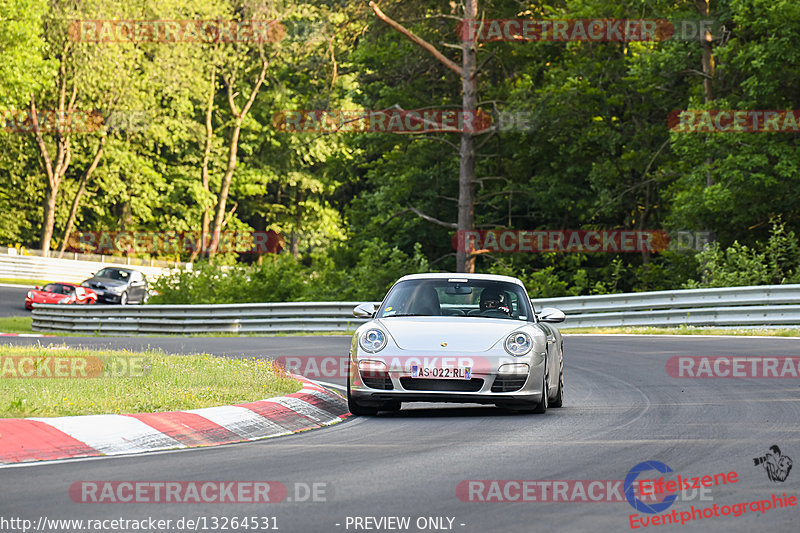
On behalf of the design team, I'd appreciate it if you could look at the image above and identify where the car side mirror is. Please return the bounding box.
[353,303,378,318]
[34,286,40,290]
[538,307,566,323]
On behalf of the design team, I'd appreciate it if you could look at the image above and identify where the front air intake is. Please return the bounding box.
[491,375,528,392]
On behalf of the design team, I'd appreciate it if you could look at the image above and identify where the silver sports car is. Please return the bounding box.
[347,273,566,415]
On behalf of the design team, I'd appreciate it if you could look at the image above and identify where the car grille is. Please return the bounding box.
[399,378,484,392]
[360,371,393,390]
[491,375,528,392]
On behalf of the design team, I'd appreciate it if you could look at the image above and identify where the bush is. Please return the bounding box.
[684,219,800,288]
[149,238,429,304]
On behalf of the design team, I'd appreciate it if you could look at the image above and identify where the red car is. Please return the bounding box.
[25,283,98,310]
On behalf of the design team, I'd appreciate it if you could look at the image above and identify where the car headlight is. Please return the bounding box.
[359,329,387,353]
[505,331,532,356]
[27,291,33,298]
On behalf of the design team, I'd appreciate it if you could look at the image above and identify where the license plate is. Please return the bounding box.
[411,365,471,380]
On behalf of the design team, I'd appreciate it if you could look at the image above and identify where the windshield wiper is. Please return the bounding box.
[384,313,432,317]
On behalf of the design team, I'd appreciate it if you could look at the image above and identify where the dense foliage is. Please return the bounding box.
[2,0,799,301]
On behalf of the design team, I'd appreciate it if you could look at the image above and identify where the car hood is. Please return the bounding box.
[83,278,127,289]
[30,291,68,302]
[375,317,526,352]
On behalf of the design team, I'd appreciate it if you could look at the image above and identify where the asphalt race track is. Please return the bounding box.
[1,334,799,532]
[0,284,31,316]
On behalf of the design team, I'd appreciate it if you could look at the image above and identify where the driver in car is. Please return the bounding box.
[480,290,511,316]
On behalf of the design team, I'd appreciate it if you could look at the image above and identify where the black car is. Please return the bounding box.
[81,267,148,305]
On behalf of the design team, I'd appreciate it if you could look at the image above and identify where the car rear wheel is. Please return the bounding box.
[347,375,377,416]
[119,291,128,305]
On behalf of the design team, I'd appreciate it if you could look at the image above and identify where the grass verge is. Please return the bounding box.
[562,326,800,337]
[0,316,34,335]
[0,344,301,418]
[0,278,52,286]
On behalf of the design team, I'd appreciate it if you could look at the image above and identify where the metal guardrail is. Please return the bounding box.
[31,302,370,334]
[30,284,800,334]
[530,285,800,328]
[1,246,186,268]
[0,252,177,284]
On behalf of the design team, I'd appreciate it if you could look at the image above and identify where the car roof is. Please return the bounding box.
[394,272,525,286]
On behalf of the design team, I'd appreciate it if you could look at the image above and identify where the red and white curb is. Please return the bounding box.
[0,376,348,465]
[0,332,54,337]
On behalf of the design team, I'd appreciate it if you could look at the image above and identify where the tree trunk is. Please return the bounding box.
[207,118,243,257]
[696,0,715,187]
[457,0,478,273]
[370,1,478,273]
[31,80,75,257]
[41,187,58,257]
[207,59,269,257]
[58,133,106,257]
[190,65,217,263]
[290,189,304,257]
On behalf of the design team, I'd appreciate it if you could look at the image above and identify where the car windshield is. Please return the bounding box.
[95,268,130,281]
[43,284,73,295]
[376,279,533,321]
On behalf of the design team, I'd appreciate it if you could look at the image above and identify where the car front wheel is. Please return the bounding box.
[532,371,549,414]
[347,375,377,416]
[551,367,564,408]
[119,291,129,305]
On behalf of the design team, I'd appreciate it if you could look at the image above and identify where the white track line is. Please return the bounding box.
[308,379,346,391]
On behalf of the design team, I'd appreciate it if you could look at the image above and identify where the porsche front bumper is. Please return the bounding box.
[348,352,547,407]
